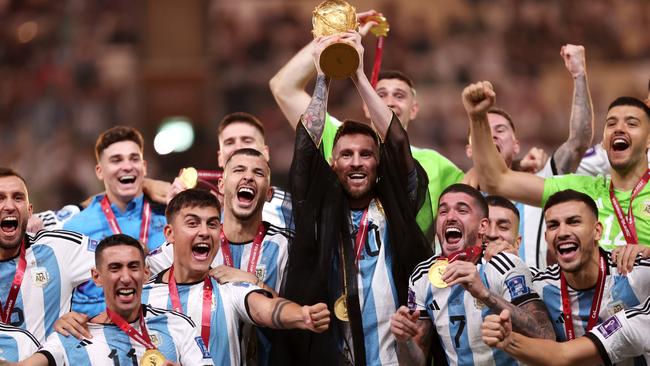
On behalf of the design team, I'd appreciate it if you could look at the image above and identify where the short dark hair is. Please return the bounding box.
[439,183,488,219]
[0,167,27,186]
[543,189,598,219]
[377,70,416,96]
[488,107,516,132]
[95,234,145,267]
[224,148,269,168]
[486,195,520,222]
[607,96,650,121]
[95,126,144,162]
[332,120,380,151]
[165,188,221,223]
[217,112,265,140]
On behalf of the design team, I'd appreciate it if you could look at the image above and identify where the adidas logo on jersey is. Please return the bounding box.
[76,339,93,348]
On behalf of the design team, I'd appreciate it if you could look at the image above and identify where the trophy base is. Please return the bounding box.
[319,42,359,79]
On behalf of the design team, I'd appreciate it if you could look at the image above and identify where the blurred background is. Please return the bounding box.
[0,0,648,210]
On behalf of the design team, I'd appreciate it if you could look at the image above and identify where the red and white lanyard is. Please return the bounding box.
[168,266,213,346]
[100,195,152,246]
[609,169,650,244]
[219,223,265,274]
[106,307,157,350]
[0,240,26,324]
[560,252,606,340]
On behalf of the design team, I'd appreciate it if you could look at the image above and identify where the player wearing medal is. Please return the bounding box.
[530,190,650,357]
[19,234,212,366]
[0,167,96,343]
[275,32,432,366]
[270,13,463,244]
[482,296,650,366]
[390,183,554,366]
[63,126,167,319]
[465,78,650,252]
[139,189,329,366]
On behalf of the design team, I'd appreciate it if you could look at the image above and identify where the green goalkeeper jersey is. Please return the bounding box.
[543,173,650,250]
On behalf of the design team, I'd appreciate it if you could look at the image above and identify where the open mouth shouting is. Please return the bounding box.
[118,175,137,186]
[610,135,630,153]
[191,242,212,262]
[116,287,137,303]
[236,184,257,208]
[443,224,464,252]
[0,216,20,239]
[555,240,579,262]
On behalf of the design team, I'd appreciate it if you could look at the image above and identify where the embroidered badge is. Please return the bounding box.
[31,267,50,287]
[596,316,622,339]
[504,275,530,299]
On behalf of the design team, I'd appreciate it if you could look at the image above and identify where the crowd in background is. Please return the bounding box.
[1,0,649,211]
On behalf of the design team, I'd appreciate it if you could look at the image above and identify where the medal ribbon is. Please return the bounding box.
[100,195,152,246]
[440,245,483,264]
[354,208,370,268]
[168,266,213,346]
[106,307,156,350]
[609,169,650,244]
[560,252,606,340]
[370,36,385,87]
[219,223,266,274]
[0,240,26,324]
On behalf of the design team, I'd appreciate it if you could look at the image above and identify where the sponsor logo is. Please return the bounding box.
[87,239,99,252]
[596,316,622,339]
[504,275,530,299]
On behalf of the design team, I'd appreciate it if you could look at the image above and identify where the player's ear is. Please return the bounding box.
[91,268,102,287]
[163,224,174,244]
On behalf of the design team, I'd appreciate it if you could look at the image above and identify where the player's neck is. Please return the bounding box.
[611,160,648,191]
[349,194,373,210]
[97,306,141,324]
[105,190,140,212]
[563,254,600,290]
[222,210,263,243]
[168,264,207,284]
[0,245,21,261]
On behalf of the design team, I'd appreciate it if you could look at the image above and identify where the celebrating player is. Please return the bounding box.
[390,184,553,365]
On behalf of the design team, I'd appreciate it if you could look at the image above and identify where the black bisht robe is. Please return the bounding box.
[271,115,433,365]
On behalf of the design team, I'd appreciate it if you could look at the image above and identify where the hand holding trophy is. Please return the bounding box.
[312,0,359,79]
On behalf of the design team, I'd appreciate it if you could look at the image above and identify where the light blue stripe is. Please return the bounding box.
[33,246,63,338]
[59,333,92,364]
[447,285,473,366]
[0,333,20,361]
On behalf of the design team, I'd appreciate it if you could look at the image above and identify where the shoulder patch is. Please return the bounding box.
[87,239,99,252]
[55,208,73,220]
[595,315,622,339]
[504,275,531,299]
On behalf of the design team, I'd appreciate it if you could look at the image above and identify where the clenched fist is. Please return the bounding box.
[462,81,496,118]
[560,44,586,78]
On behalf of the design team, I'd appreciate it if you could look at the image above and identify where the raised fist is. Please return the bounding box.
[560,44,586,78]
[462,81,496,118]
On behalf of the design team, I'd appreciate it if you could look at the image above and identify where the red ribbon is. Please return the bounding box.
[100,196,151,247]
[560,252,606,340]
[0,240,26,324]
[168,266,213,347]
[219,223,266,274]
[370,36,385,88]
[106,307,156,350]
[354,209,370,268]
[609,169,650,245]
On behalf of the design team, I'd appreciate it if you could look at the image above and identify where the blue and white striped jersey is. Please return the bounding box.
[0,323,40,361]
[587,296,650,365]
[141,275,267,366]
[0,230,94,342]
[532,251,650,341]
[345,203,400,366]
[146,222,291,292]
[40,304,213,365]
[263,186,294,231]
[409,251,540,366]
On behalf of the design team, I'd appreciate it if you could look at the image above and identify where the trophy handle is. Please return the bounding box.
[319,42,360,79]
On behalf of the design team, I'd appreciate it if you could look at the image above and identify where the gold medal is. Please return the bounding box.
[179,167,198,188]
[428,260,449,288]
[334,294,349,321]
[367,15,390,37]
[140,349,166,366]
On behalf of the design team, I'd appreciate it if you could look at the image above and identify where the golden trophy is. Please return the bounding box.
[312,0,359,79]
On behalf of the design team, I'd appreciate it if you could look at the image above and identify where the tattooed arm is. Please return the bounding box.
[553,44,594,174]
[300,36,335,145]
[246,293,330,333]
[443,260,555,339]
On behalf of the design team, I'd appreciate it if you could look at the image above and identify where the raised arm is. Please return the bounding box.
[270,11,381,129]
[482,310,602,366]
[553,44,594,174]
[246,292,330,333]
[299,36,333,145]
[463,81,546,206]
